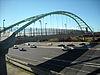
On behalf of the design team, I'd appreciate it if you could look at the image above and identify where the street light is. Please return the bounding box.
[39,20,42,35]
[45,23,47,35]
[3,19,5,29]
[0,27,1,40]
[64,23,67,34]
[3,19,5,35]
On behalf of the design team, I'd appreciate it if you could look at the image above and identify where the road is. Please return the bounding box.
[7,43,100,75]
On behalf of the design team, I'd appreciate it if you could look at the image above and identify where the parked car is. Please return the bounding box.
[58,44,65,47]
[25,43,30,46]
[67,44,75,47]
[19,48,27,51]
[13,45,18,49]
[79,43,86,45]
[87,45,91,48]
[61,46,74,51]
[30,45,37,48]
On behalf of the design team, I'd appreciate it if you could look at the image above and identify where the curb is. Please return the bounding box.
[6,56,62,75]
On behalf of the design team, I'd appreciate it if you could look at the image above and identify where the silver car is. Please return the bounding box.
[30,45,37,48]
[61,46,74,51]
[13,45,18,49]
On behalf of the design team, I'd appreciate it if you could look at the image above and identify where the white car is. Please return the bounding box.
[13,45,18,49]
[61,46,74,51]
[25,43,30,46]
[47,43,53,46]
[30,45,37,48]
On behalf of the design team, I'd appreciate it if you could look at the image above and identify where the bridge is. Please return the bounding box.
[0,11,94,75]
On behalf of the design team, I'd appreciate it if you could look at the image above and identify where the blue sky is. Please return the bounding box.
[0,0,100,32]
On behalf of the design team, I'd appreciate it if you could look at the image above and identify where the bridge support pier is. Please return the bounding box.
[0,49,9,75]
[0,55,7,75]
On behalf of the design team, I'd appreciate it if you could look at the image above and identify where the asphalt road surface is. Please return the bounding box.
[8,43,100,75]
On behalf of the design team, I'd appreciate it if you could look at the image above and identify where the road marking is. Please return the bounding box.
[89,48,100,50]
[43,57,100,68]
[40,61,90,73]
[8,54,99,74]
[72,60,100,68]
[7,54,40,62]
[43,57,70,62]
[84,63,100,68]
[66,67,90,73]
[43,57,52,60]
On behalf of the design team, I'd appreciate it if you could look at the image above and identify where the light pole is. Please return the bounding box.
[3,19,5,29]
[45,23,47,35]
[30,27,32,36]
[3,19,5,35]
[64,23,67,34]
[0,27,1,40]
[39,20,42,36]
[33,22,35,36]
[24,28,25,37]
[89,26,95,41]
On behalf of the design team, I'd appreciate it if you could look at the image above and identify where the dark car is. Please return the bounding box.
[19,48,27,51]
[58,44,65,47]
[67,44,75,47]
[79,43,86,45]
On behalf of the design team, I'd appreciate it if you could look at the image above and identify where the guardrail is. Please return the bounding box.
[6,56,62,75]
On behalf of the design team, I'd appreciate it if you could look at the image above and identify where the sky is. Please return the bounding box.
[0,0,100,32]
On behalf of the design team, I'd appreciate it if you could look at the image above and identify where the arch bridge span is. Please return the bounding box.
[0,11,94,49]
[0,11,93,34]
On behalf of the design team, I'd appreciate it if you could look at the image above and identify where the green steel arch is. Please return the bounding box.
[0,11,93,35]
[0,11,95,51]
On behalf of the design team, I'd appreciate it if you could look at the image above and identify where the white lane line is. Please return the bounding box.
[43,57,52,60]
[43,57,69,63]
[8,54,100,69]
[84,63,100,68]
[7,54,40,62]
[72,60,100,68]
[90,48,100,50]
[66,67,90,73]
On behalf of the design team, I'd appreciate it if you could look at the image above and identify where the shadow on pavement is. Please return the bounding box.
[70,56,100,66]
[29,46,89,72]
[28,43,99,73]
